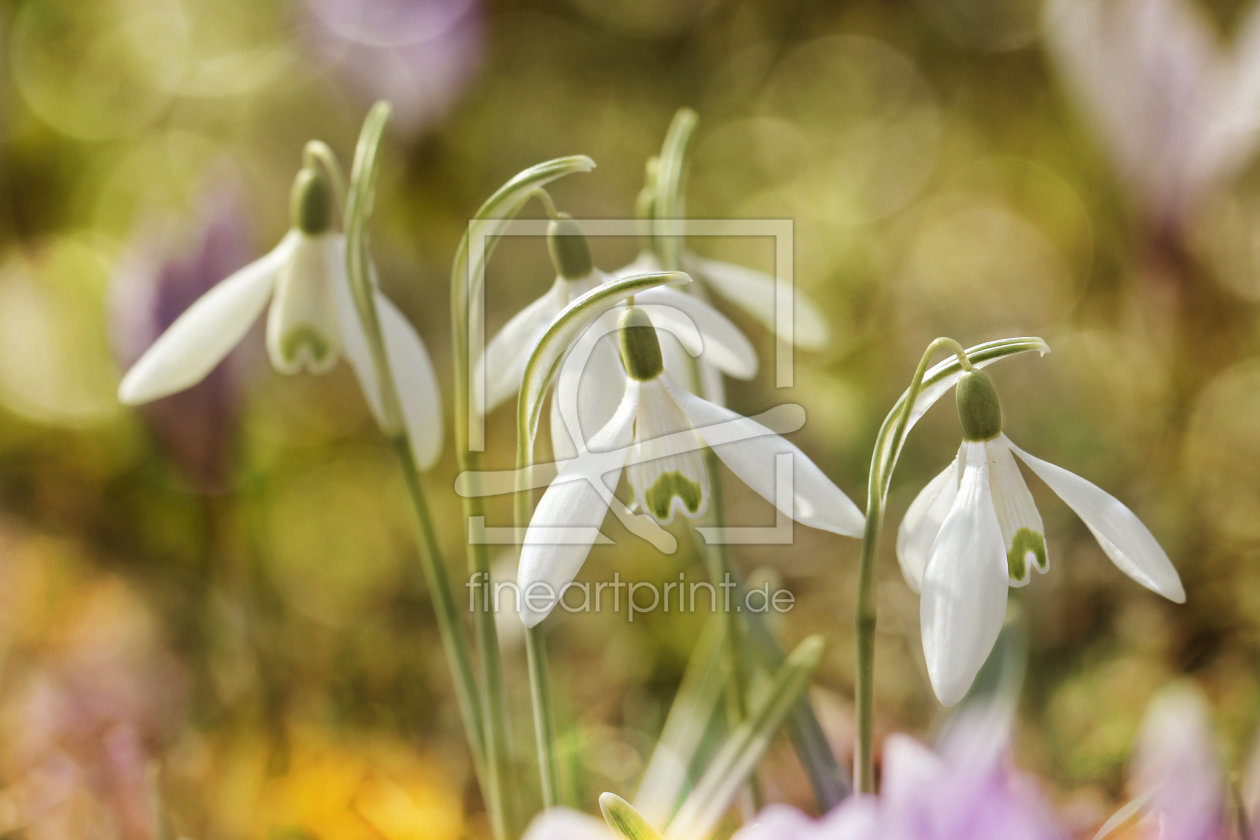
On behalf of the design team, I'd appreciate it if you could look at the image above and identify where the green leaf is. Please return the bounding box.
[665,635,824,840]
[601,793,666,840]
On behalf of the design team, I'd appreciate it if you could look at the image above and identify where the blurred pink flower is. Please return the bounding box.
[110,183,257,490]
[1102,683,1257,840]
[301,0,483,137]
[734,705,1068,840]
[1044,0,1260,235]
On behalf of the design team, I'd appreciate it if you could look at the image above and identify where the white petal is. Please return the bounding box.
[117,234,291,404]
[1008,442,1185,603]
[636,287,759,379]
[625,378,709,523]
[519,385,638,627]
[896,448,963,594]
[667,377,864,537]
[984,435,1048,586]
[266,233,343,374]
[331,243,385,424]
[921,442,1010,706]
[377,292,444,470]
[550,316,626,461]
[477,284,562,415]
[522,807,616,840]
[687,255,829,350]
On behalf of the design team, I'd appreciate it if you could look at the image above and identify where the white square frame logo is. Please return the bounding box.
[460,217,802,547]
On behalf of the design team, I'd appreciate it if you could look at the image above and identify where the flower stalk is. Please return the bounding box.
[853,336,1050,793]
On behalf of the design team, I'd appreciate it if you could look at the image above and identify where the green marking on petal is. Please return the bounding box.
[644,471,704,521]
[1007,527,1046,583]
[281,327,332,368]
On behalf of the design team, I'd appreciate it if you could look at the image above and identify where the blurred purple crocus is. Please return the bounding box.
[1100,683,1260,840]
[301,0,483,138]
[110,185,257,491]
[734,704,1069,840]
[1043,0,1260,238]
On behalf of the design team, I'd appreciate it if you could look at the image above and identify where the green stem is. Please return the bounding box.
[853,337,991,793]
[389,435,489,799]
[515,452,561,810]
[697,450,763,811]
[525,625,560,808]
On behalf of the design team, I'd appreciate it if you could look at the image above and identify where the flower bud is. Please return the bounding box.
[956,370,1002,441]
[290,167,334,235]
[617,306,663,381]
[547,213,593,280]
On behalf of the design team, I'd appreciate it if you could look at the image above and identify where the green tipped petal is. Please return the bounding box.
[1007,527,1048,583]
[643,471,703,521]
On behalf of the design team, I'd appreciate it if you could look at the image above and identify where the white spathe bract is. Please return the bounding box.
[518,367,864,627]
[117,228,443,469]
[899,433,1185,706]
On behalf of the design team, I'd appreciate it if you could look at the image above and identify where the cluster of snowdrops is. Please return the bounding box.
[116,104,1253,840]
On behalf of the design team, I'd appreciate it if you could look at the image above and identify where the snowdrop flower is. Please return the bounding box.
[517,305,862,626]
[898,369,1185,705]
[117,162,443,469]
[477,214,758,456]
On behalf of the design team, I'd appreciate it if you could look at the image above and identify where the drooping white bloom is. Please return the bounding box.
[898,370,1185,706]
[476,215,758,457]
[517,306,863,627]
[117,165,442,469]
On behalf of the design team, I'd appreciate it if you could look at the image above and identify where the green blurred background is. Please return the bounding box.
[0,0,1258,836]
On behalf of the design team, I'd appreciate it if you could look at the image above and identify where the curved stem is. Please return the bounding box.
[303,140,348,215]
[531,188,559,220]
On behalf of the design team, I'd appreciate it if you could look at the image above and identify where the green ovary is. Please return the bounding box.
[644,471,703,521]
[1007,527,1047,583]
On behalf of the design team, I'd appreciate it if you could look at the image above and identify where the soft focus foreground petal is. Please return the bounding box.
[731,802,881,840]
[896,448,964,594]
[667,378,864,536]
[921,442,1010,706]
[477,285,560,415]
[688,255,829,350]
[333,247,384,423]
[1008,442,1185,603]
[985,436,1048,585]
[118,234,291,403]
[1130,683,1226,840]
[880,733,946,815]
[518,385,638,627]
[523,807,618,840]
[625,378,708,523]
[377,291,444,470]
[636,286,759,379]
